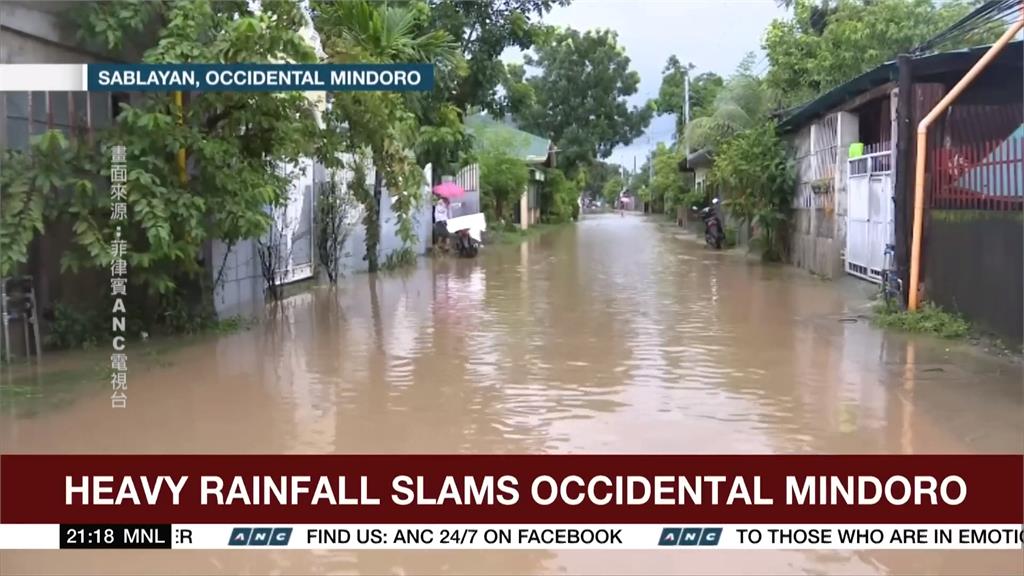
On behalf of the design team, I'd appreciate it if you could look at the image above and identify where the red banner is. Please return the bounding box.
[1,454,1020,524]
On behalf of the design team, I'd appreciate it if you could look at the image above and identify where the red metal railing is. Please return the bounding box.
[929,133,1024,211]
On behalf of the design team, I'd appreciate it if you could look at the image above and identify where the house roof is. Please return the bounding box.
[465,113,552,163]
[777,41,1023,134]
[686,148,715,169]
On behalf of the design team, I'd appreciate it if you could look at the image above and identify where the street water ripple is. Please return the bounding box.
[1,213,1021,575]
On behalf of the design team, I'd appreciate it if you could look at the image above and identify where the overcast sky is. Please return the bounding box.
[503,0,788,169]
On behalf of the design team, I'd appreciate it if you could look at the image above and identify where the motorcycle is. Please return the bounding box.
[692,198,725,249]
[453,228,480,258]
[444,213,486,259]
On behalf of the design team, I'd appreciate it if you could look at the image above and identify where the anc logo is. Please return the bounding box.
[229,527,293,546]
[658,527,722,546]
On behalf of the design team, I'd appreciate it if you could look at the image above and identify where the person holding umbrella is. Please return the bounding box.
[433,195,450,249]
[432,180,465,251]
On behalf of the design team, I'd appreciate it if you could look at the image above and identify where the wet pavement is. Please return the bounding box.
[2,213,1022,575]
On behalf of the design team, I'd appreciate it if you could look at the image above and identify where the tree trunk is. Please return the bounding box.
[366,168,384,273]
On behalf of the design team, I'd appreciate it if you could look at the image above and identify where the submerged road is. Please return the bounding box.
[2,213,1022,575]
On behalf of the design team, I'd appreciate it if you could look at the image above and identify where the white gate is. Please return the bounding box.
[846,149,894,283]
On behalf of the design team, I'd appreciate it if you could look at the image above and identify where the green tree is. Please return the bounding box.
[685,58,770,153]
[477,134,530,225]
[656,56,725,141]
[582,161,621,201]
[711,121,794,261]
[511,27,653,173]
[648,143,689,214]
[601,175,625,206]
[427,0,568,113]
[2,0,322,321]
[764,0,984,107]
[540,168,578,223]
[411,0,568,183]
[312,0,460,272]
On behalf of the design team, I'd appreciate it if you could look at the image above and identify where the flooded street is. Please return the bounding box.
[2,214,1022,575]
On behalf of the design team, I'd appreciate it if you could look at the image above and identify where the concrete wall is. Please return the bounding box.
[0,1,148,64]
[924,211,1023,344]
[787,112,858,278]
[211,162,433,319]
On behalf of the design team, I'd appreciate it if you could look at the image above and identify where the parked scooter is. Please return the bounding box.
[444,213,486,258]
[692,198,725,249]
[453,228,480,258]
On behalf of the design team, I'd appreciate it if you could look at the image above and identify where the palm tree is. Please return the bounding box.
[684,72,769,153]
[311,0,461,272]
[314,0,460,67]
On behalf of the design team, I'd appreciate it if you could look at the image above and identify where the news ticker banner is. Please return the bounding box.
[1,524,1021,550]
[1,455,1021,551]
[0,64,434,92]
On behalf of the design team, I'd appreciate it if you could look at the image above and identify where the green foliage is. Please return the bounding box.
[601,175,625,206]
[711,121,794,261]
[582,161,621,201]
[540,168,578,223]
[5,0,325,305]
[381,247,417,271]
[427,0,567,113]
[649,143,689,214]
[723,227,738,248]
[44,302,102,350]
[0,131,86,278]
[313,0,456,272]
[682,188,707,211]
[685,59,769,152]
[507,27,653,172]
[478,133,530,224]
[764,0,984,107]
[873,300,970,339]
[656,56,725,140]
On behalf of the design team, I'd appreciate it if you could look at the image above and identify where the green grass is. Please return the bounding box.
[872,300,970,339]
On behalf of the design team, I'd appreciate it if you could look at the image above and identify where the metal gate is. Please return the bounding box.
[845,148,894,283]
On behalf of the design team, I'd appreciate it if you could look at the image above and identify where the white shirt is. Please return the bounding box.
[434,203,448,222]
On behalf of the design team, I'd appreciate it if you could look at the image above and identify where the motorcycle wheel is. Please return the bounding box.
[707,224,723,249]
[458,238,478,258]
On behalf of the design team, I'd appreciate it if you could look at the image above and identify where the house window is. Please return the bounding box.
[3,92,117,151]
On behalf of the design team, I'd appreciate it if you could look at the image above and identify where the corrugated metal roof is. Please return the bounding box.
[777,40,1023,134]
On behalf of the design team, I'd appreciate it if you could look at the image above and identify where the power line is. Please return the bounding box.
[913,0,1022,55]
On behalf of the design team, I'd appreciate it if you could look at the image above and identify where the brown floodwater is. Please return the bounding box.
[2,214,1022,575]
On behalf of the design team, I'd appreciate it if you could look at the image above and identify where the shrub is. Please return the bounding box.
[541,168,578,223]
[873,300,970,339]
[711,121,794,261]
[381,247,417,271]
[44,302,102,350]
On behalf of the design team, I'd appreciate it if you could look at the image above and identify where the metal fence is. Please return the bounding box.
[929,130,1024,211]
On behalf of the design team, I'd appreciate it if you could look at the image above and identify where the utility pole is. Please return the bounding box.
[684,71,691,157]
[647,135,654,183]
[894,54,913,306]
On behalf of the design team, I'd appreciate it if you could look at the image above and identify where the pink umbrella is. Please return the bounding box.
[432,181,465,199]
